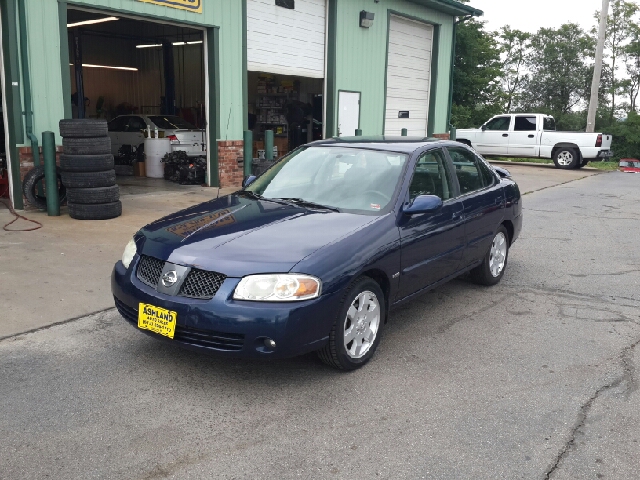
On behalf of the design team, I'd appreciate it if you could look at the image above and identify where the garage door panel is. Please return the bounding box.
[247,0,326,77]
[385,15,433,136]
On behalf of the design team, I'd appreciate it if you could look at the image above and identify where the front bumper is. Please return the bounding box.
[111,257,341,358]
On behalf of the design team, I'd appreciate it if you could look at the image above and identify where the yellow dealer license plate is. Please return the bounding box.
[138,303,177,339]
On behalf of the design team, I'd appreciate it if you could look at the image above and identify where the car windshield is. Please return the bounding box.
[246,146,409,215]
[148,116,196,130]
[620,161,640,168]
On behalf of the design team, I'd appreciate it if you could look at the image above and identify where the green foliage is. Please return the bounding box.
[451,18,502,128]
[605,111,640,160]
[521,24,595,114]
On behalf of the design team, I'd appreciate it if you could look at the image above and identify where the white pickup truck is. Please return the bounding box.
[456,113,613,169]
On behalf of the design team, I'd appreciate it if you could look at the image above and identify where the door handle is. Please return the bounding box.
[528,134,535,138]
[502,134,508,137]
[452,211,463,220]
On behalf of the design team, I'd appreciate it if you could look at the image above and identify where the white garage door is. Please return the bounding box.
[384,15,434,136]
[247,0,326,78]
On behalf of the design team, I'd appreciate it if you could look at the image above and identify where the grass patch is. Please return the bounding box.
[487,157,619,171]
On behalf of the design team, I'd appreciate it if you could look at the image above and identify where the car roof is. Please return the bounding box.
[309,136,458,154]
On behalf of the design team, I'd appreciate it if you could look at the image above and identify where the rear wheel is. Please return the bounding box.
[470,226,510,286]
[553,148,579,169]
[317,277,385,370]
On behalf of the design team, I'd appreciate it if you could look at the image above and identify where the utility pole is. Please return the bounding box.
[586,0,610,133]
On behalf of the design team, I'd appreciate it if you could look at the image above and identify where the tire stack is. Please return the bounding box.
[59,119,122,220]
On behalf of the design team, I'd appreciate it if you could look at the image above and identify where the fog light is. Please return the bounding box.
[264,338,276,348]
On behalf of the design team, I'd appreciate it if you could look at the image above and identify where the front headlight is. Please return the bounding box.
[233,274,321,301]
[122,238,137,269]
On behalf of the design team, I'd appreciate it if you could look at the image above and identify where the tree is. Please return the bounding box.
[623,25,640,112]
[498,26,530,112]
[594,0,639,118]
[451,17,502,128]
[521,24,595,117]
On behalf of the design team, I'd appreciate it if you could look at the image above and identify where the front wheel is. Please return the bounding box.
[553,148,579,169]
[317,277,385,370]
[470,226,510,286]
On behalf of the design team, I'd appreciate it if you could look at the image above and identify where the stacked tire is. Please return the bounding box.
[59,119,122,220]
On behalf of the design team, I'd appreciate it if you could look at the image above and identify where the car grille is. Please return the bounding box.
[136,255,164,288]
[136,255,226,300]
[114,297,244,352]
[179,268,226,299]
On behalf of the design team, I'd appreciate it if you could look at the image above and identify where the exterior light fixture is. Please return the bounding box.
[70,63,138,71]
[360,10,375,28]
[67,16,118,28]
[136,40,203,49]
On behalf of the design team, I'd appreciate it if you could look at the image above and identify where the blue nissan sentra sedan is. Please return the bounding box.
[112,137,522,370]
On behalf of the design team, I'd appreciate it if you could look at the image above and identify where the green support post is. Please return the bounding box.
[42,131,60,216]
[265,130,274,161]
[243,130,253,177]
[449,126,457,141]
[355,129,362,136]
[401,128,408,136]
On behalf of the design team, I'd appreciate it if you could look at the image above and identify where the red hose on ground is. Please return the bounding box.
[0,184,43,231]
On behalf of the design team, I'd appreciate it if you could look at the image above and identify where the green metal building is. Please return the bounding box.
[0,0,481,209]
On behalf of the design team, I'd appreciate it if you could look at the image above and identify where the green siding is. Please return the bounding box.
[333,0,454,137]
[20,0,244,143]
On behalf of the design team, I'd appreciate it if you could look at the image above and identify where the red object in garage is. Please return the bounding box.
[0,165,9,198]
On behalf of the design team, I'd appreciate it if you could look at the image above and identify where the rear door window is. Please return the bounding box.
[108,117,128,132]
[446,147,491,194]
[514,116,537,131]
[543,117,556,131]
[127,117,147,132]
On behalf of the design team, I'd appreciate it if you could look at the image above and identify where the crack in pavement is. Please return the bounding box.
[543,337,640,479]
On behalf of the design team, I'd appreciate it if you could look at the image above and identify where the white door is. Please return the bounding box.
[475,116,511,156]
[385,15,433,136]
[508,115,540,157]
[247,0,326,78]
[338,91,360,137]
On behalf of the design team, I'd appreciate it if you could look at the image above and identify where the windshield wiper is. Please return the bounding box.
[236,190,263,200]
[274,198,340,213]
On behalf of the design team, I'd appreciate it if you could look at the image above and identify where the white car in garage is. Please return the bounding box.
[107,114,206,162]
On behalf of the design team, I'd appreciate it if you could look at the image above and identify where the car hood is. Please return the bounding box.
[138,194,376,277]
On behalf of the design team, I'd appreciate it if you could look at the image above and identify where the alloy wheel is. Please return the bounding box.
[343,291,380,359]
[489,232,508,277]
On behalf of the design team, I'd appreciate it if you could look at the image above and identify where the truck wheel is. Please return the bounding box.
[553,148,579,169]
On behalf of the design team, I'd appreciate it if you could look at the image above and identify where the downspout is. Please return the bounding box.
[17,0,39,167]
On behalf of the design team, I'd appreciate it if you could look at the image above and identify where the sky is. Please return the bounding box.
[467,0,606,34]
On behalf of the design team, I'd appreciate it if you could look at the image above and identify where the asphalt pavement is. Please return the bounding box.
[1,170,639,479]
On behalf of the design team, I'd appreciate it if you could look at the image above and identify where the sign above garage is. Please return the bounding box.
[137,0,202,13]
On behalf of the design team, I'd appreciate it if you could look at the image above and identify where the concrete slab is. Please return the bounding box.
[487,161,601,195]
[0,185,237,338]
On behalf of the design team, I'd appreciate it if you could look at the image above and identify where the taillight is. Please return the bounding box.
[595,134,602,147]
[167,135,179,144]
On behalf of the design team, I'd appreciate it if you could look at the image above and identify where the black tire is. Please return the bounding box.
[67,186,119,205]
[68,201,122,220]
[59,119,108,138]
[553,148,579,169]
[62,137,111,155]
[317,277,385,370]
[21,165,67,210]
[61,170,116,189]
[470,226,510,286]
[60,154,114,173]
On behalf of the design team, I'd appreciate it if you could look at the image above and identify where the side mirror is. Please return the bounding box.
[403,195,443,215]
[242,175,257,188]
[481,125,487,131]
[494,166,511,178]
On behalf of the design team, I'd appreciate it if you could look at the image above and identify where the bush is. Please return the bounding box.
[605,112,640,161]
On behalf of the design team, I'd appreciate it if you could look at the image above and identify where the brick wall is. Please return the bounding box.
[18,146,63,210]
[432,133,450,140]
[19,146,63,182]
[217,140,244,188]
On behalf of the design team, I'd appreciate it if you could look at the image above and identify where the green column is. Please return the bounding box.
[42,131,60,216]
[355,129,362,136]
[243,130,253,176]
[265,130,274,161]
[401,128,408,136]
